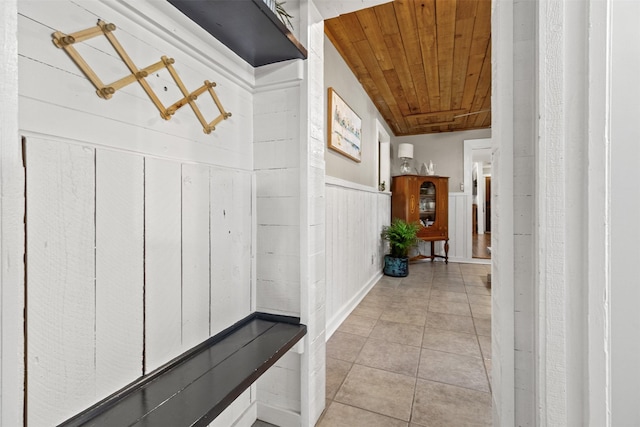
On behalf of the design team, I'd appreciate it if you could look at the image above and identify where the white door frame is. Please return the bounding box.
[376,119,391,191]
[463,138,491,260]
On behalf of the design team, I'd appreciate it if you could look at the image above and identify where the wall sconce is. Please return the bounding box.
[398,143,414,174]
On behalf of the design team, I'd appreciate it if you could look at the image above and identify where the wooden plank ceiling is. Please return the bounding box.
[325,0,491,136]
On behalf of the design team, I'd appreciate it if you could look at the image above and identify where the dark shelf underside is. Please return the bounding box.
[168,0,308,67]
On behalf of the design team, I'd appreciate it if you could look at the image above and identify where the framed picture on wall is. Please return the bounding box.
[327,87,362,162]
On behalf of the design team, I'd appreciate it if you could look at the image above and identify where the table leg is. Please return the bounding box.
[444,239,449,264]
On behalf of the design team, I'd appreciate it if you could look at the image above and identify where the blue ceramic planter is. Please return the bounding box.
[383,255,409,277]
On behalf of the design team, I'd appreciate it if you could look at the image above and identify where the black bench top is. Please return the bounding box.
[59,312,307,427]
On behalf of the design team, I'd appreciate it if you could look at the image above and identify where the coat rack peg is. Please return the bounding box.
[162,56,176,66]
[53,34,76,47]
[98,87,116,98]
[99,21,117,33]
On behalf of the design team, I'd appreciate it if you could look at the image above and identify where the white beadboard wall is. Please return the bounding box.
[325,177,391,337]
[410,193,473,263]
[447,193,472,262]
[19,0,256,425]
[324,187,472,338]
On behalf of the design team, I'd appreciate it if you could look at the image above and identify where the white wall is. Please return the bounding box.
[299,5,328,424]
[494,0,640,425]
[254,68,303,318]
[253,2,327,424]
[609,0,640,423]
[325,178,390,337]
[323,31,393,346]
[254,74,305,426]
[324,35,393,187]
[14,0,311,425]
[447,193,472,263]
[0,1,22,426]
[393,129,491,193]
[512,0,536,424]
[492,0,516,424]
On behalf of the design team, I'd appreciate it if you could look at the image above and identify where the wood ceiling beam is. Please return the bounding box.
[406,109,467,119]
[400,123,490,136]
[414,119,459,127]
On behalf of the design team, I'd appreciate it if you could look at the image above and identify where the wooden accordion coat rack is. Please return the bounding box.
[52,20,231,134]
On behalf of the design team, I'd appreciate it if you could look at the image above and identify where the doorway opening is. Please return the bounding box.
[472,163,491,259]
[463,138,492,261]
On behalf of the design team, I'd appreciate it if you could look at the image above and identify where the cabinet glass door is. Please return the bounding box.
[419,181,436,227]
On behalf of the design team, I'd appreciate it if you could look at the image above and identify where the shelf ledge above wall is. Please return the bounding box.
[167,0,308,67]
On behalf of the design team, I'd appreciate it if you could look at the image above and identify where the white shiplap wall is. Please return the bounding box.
[0,3,22,426]
[19,1,256,425]
[253,3,328,425]
[325,177,390,337]
[25,138,253,425]
[299,6,328,425]
[253,71,305,425]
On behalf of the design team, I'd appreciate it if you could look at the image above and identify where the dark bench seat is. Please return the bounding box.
[59,313,307,427]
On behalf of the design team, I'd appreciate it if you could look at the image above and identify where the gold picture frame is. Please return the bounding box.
[327,87,362,162]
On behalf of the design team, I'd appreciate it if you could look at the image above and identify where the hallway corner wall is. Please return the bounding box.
[325,178,390,338]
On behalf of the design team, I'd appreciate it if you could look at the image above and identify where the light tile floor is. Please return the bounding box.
[318,261,492,427]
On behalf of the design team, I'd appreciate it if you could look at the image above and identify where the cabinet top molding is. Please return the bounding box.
[392,174,449,179]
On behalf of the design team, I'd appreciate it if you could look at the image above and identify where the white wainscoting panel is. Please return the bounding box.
[447,193,472,262]
[145,158,183,372]
[24,136,255,425]
[95,149,144,399]
[325,177,390,338]
[26,138,97,426]
[210,169,253,336]
[181,163,211,349]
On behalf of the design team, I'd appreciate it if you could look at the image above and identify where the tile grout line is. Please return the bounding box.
[322,263,492,426]
[409,269,431,426]
[466,266,494,394]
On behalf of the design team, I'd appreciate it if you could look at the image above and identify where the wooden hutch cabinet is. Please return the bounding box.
[391,175,449,263]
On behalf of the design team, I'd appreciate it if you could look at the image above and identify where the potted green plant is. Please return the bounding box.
[381,218,420,277]
[275,1,294,30]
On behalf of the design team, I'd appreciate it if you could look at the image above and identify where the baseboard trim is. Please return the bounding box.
[257,402,301,427]
[326,271,383,340]
[228,401,257,427]
[448,257,491,265]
